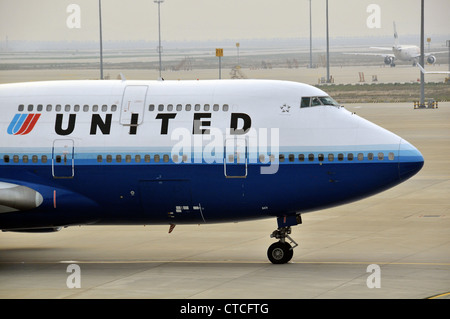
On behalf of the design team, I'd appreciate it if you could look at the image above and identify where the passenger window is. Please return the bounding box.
[328,154,334,162]
[308,154,314,161]
[163,154,169,163]
[93,105,99,112]
[32,155,38,163]
[318,154,324,162]
[106,155,112,163]
[3,155,9,163]
[56,155,61,163]
[74,105,80,112]
[259,154,265,163]
[37,104,43,112]
[279,154,285,162]
[368,153,374,161]
[46,104,52,112]
[56,104,61,112]
[388,152,395,161]
[301,97,310,108]
[13,155,19,163]
[338,153,344,161]
[65,104,71,112]
[149,104,155,111]
[172,154,179,163]
[358,153,364,161]
[135,155,141,163]
[204,104,210,111]
[167,104,173,111]
[223,104,229,112]
[41,155,48,163]
[18,104,24,112]
[144,155,151,162]
[213,104,219,111]
[195,104,200,111]
[185,104,192,111]
[97,155,102,162]
[125,155,132,163]
[116,155,122,163]
[111,105,118,112]
[28,104,33,112]
[378,153,384,161]
[83,105,89,112]
[154,154,160,162]
[23,155,29,163]
[176,104,182,111]
[348,153,354,161]
[102,105,108,112]
[298,154,305,162]
[182,154,188,163]
[289,154,295,162]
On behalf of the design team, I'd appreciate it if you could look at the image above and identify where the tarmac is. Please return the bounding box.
[0,101,449,300]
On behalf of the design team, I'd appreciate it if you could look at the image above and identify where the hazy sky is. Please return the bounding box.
[0,0,449,43]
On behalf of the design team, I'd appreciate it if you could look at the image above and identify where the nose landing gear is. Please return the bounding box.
[267,215,301,264]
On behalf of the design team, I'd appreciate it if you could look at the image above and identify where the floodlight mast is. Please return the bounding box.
[154,0,164,80]
[99,0,103,80]
[419,0,425,106]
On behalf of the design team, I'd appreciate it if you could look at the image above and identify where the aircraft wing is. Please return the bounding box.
[425,51,448,56]
[343,52,394,58]
[416,63,450,74]
[370,47,393,51]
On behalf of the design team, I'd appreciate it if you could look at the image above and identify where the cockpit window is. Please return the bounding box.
[301,97,310,108]
[311,97,322,106]
[319,96,340,106]
[301,96,340,108]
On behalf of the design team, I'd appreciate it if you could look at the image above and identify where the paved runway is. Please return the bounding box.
[1,102,449,299]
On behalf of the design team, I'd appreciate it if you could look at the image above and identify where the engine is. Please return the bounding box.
[427,55,436,65]
[384,56,394,66]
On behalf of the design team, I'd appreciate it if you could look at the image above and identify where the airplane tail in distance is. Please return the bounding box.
[393,21,399,47]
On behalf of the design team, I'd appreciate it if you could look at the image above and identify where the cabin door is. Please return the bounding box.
[120,86,148,131]
[52,139,74,178]
[224,136,248,178]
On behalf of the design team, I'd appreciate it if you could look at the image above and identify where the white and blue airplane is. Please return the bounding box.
[0,79,424,264]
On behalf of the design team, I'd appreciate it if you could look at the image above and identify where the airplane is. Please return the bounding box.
[0,78,424,264]
[346,22,446,67]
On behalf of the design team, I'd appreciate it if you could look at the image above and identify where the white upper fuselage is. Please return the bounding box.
[0,79,401,156]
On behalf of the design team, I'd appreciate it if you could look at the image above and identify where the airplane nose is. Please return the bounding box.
[398,139,424,181]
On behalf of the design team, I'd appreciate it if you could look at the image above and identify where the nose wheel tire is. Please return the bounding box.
[267,242,293,264]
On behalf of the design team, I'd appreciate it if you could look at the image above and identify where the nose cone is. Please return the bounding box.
[398,139,424,181]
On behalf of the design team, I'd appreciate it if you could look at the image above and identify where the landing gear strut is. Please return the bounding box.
[267,215,301,264]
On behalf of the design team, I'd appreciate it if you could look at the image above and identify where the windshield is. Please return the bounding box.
[301,96,340,108]
[318,96,340,106]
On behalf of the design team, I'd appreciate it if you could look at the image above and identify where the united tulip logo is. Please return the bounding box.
[7,114,41,135]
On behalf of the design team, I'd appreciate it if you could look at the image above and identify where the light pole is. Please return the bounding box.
[154,0,164,80]
[309,0,312,68]
[99,0,103,80]
[420,0,424,106]
[326,0,330,82]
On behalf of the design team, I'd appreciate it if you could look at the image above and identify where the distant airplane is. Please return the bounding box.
[0,79,424,264]
[346,22,446,67]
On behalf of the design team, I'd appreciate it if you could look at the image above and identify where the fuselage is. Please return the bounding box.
[0,79,424,231]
